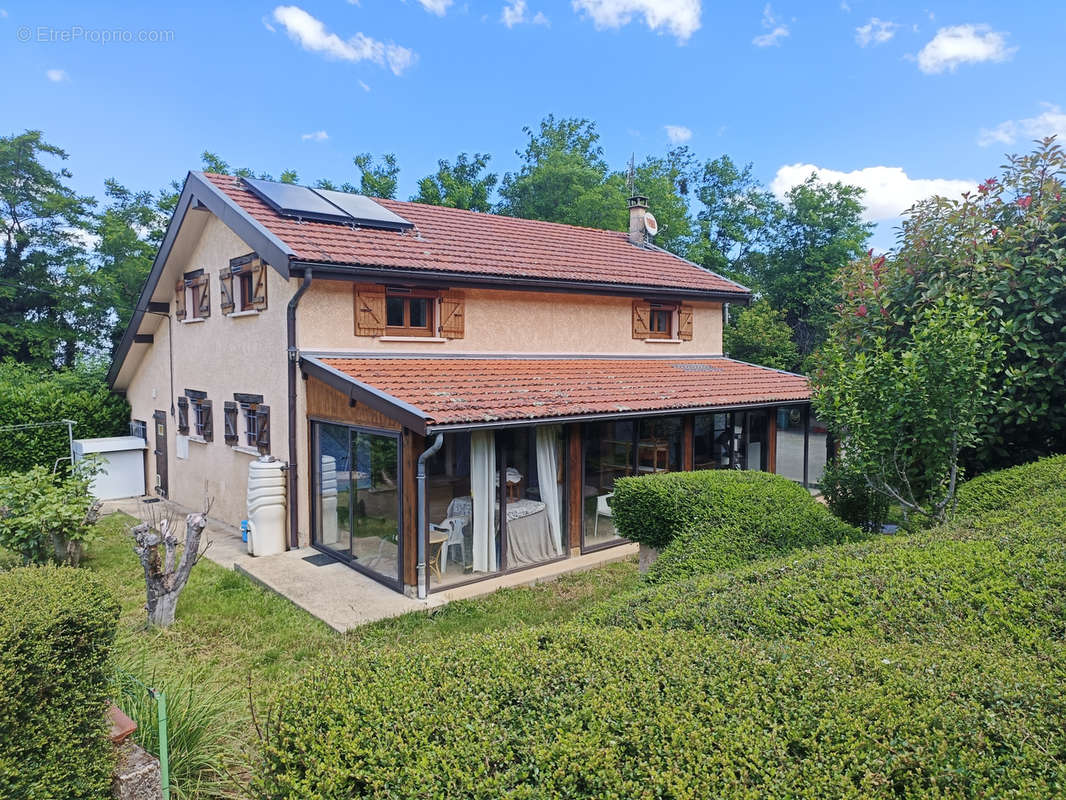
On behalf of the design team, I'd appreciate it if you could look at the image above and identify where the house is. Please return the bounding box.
[108,172,828,597]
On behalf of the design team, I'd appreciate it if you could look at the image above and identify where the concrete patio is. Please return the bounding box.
[101,496,636,632]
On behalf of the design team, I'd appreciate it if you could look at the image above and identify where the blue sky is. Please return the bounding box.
[3,1,1064,248]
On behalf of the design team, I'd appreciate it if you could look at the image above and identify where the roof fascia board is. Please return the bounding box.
[289,261,751,303]
[107,176,198,387]
[425,399,811,432]
[107,172,298,389]
[188,172,294,278]
[302,350,732,361]
[300,356,429,434]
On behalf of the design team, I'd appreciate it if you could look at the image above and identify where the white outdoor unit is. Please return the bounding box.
[72,436,148,500]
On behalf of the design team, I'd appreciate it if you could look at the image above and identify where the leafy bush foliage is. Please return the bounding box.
[819,457,891,532]
[255,458,1066,798]
[722,300,799,371]
[0,566,120,799]
[0,359,129,474]
[955,453,1066,517]
[113,665,240,800]
[0,465,101,564]
[610,468,858,553]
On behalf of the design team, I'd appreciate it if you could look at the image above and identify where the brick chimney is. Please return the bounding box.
[627,195,649,245]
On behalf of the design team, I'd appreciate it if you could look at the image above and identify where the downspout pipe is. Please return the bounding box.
[286,268,313,550]
[416,433,444,600]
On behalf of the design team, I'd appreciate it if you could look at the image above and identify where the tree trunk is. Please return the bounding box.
[131,511,208,627]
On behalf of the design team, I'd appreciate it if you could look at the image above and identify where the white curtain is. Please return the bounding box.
[536,425,564,556]
[470,430,497,572]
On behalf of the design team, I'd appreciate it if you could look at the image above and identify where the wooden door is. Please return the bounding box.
[153,410,168,497]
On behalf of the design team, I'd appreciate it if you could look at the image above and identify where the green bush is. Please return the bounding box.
[955,453,1066,518]
[0,566,120,799]
[585,472,1066,650]
[255,627,1066,799]
[0,465,101,565]
[819,457,891,532]
[0,359,129,474]
[609,469,860,574]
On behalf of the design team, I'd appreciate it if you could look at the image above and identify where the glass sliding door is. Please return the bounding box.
[312,422,402,589]
[581,416,682,550]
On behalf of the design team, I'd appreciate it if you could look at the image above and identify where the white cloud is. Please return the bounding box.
[771,163,974,222]
[839,1,850,12]
[916,24,1015,74]
[855,17,898,46]
[415,0,453,15]
[502,0,549,27]
[664,124,692,144]
[358,80,371,92]
[301,130,329,141]
[752,3,789,47]
[571,0,701,44]
[271,5,417,75]
[978,103,1066,147]
[45,69,68,82]
[0,9,8,17]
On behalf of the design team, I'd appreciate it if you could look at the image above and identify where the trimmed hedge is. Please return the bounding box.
[0,566,121,799]
[0,360,129,474]
[254,458,1066,798]
[255,629,1066,799]
[955,453,1066,518]
[611,469,858,551]
[586,461,1066,649]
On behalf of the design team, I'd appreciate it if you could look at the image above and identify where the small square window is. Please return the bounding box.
[385,292,436,336]
[648,306,675,338]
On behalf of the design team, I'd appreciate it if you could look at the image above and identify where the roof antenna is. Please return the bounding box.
[626,153,636,195]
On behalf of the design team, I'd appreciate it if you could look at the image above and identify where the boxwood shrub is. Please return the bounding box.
[955,453,1065,518]
[255,628,1066,799]
[0,566,121,799]
[585,468,1066,650]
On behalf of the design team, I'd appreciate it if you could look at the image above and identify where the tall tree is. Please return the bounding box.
[92,180,168,354]
[688,155,779,282]
[0,131,95,366]
[754,175,872,359]
[497,115,626,230]
[352,153,399,199]
[412,153,497,212]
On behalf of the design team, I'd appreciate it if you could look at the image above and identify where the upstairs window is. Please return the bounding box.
[175,271,211,321]
[220,254,268,315]
[385,291,435,336]
[633,301,694,342]
[354,285,465,339]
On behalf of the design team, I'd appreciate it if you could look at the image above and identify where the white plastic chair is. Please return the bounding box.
[593,493,613,539]
[431,516,466,575]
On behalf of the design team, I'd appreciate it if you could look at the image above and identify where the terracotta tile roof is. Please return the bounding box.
[317,356,810,426]
[203,173,748,296]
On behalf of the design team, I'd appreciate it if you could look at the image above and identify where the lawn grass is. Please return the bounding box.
[83,510,639,795]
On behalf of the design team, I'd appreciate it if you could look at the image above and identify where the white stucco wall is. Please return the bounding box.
[124,215,298,533]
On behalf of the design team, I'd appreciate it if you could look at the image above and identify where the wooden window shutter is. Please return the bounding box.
[177,396,189,434]
[251,261,268,311]
[255,405,270,454]
[678,304,694,341]
[223,401,239,444]
[439,293,465,339]
[353,285,386,337]
[632,301,651,339]
[196,275,211,318]
[201,399,214,441]
[219,270,235,315]
[175,279,187,320]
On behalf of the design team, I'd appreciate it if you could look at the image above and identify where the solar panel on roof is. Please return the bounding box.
[313,188,413,231]
[242,177,352,224]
